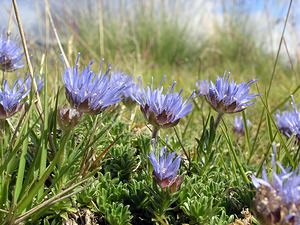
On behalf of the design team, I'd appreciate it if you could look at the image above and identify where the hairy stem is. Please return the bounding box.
[214,112,223,130]
[151,126,159,150]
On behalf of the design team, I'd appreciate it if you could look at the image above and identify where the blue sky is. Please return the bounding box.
[211,0,299,26]
[0,0,298,31]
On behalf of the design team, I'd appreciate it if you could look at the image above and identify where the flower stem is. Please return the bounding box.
[214,112,223,130]
[0,119,6,138]
[2,71,5,86]
[151,126,159,150]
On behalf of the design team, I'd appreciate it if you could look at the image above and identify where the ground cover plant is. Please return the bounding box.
[0,0,300,224]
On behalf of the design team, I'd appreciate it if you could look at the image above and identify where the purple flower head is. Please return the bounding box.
[198,73,258,114]
[0,77,30,119]
[136,80,193,129]
[63,54,126,114]
[124,77,143,103]
[252,147,300,224]
[276,97,300,142]
[110,71,143,105]
[34,75,44,93]
[149,140,183,192]
[110,71,134,93]
[233,116,251,136]
[0,34,24,72]
[196,80,209,96]
[25,75,44,93]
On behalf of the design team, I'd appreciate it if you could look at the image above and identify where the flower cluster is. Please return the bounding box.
[198,73,258,114]
[0,34,23,72]
[63,61,259,133]
[276,98,300,142]
[252,152,300,225]
[63,54,126,115]
[135,81,193,129]
[149,143,183,192]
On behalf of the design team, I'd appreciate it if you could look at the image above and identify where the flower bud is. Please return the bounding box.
[58,107,82,130]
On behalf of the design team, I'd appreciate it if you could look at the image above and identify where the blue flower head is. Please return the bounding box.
[149,140,183,192]
[25,75,44,93]
[63,54,126,114]
[34,75,44,93]
[110,71,142,104]
[124,77,143,104]
[198,73,258,114]
[233,116,251,136]
[0,77,30,119]
[276,97,300,142]
[252,148,300,225]
[136,80,193,129]
[0,34,24,72]
[110,71,133,91]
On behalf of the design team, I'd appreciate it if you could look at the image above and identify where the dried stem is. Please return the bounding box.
[11,0,43,118]
[44,0,70,67]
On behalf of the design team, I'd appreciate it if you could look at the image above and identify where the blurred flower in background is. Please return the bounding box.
[276,97,300,143]
[233,116,251,136]
[110,71,143,106]
[0,34,24,72]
